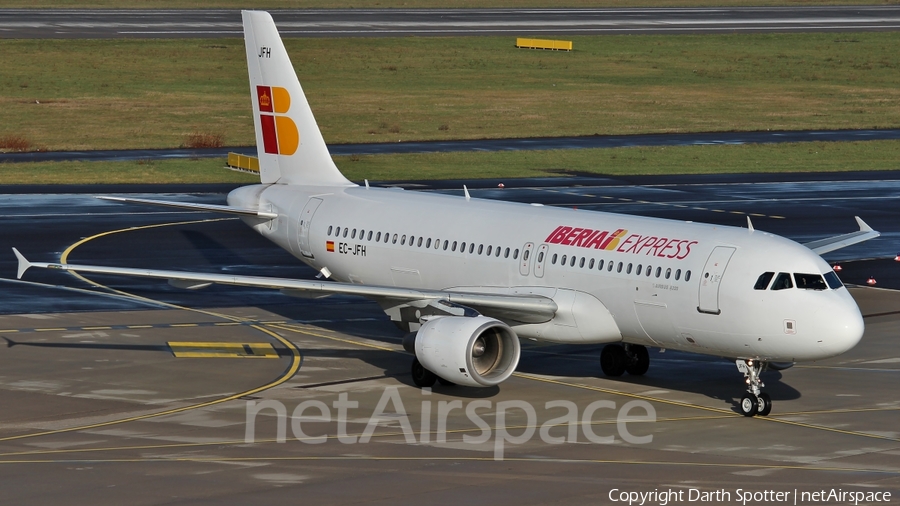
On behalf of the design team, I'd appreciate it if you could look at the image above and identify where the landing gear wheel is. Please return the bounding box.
[625,345,650,376]
[600,344,627,377]
[740,393,759,417]
[437,377,456,386]
[411,358,436,388]
[757,392,772,416]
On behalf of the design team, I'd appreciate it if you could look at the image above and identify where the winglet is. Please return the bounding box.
[747,216,754,232]
[855,216,874,233]
[12,248,32,279]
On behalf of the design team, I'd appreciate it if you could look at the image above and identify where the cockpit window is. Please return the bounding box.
[770,272,793,291]
[794,273,827,290]
[754,272,775,290]
[824,271,843,289]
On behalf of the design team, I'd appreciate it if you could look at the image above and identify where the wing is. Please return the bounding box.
[96,196,277,219]
[12,249,557,324]
[802,216,880,255]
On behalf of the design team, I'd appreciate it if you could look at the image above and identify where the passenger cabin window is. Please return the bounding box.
[824,271,843,289]
[771,272,793,290]
[795,273,828,290]
[327,226,333,235]
[754,272,775,290]
[685,270,692,282]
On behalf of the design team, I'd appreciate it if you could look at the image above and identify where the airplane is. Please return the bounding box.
[13,10,880,418]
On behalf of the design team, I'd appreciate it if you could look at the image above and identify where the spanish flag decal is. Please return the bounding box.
[257,85,299,156]
[326,241,335,252]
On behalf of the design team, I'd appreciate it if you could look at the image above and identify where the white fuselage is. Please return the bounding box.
[230,183,864,363]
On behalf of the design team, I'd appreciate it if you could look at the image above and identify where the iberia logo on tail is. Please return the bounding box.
[257,85,299,155]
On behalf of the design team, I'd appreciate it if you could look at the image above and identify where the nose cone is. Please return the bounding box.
[817,291,864,358]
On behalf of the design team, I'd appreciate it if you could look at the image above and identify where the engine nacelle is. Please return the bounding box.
[410,316,521,387]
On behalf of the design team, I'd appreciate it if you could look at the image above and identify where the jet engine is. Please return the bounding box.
[404,315,521,387]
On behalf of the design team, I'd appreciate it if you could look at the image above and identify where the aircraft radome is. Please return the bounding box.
[14,10,880,418]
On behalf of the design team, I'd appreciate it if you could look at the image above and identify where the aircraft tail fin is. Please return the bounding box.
[242,10,354,187]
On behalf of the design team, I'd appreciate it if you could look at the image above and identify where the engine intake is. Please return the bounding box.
[409,316,521,387]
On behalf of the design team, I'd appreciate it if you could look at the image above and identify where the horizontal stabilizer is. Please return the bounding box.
[96,196,277,219]
[803,216,880,255]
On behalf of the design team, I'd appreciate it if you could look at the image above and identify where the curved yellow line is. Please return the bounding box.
[0,217,303,443]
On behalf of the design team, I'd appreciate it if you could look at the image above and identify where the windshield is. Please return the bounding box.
[794,273,828,290]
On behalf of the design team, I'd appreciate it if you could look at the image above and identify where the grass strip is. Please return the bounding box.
[2,140,898,185]
[2,33,900,152]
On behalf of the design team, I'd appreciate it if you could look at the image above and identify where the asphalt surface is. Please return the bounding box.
[1,174,899,504]
[3,6,900,39]
[5,128,900,164]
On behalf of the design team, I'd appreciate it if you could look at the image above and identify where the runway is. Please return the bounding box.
[1,174,899,504]
[5,128,900,164]
[3,6,900,39]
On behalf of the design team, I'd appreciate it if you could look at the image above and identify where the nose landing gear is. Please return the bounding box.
[736,359,772,417]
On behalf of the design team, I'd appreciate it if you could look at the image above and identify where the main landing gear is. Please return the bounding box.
[600,344,650,377]
[736,359,772,417]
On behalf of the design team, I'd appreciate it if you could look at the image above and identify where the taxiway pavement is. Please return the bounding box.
[0,174,898,504]
[3,6,900,39]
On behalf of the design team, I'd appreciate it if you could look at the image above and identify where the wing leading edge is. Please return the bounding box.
[802,216,880,255]
[12,248,557,324]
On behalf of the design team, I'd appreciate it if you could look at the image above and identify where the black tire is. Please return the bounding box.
[437,377,456,386]
[740,393,759,417]
[600,344,627,377]
[757,392,772,416]
[625,345,650,376]
[411,358,436,388]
